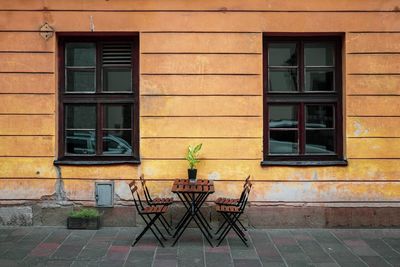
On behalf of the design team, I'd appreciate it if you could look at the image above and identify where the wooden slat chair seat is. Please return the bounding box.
[216,205,241,213]
[151,197,174,205]
[129,181,169,247]
[139,175,173,234]
[215,182,252,247]
[215,197,240,206]
[214,175,250,206]
[141,205,168,214]
[140,174,174,206]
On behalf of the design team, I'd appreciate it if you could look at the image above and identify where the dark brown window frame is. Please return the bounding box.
[55,33,140,165]
[262,34,347,166]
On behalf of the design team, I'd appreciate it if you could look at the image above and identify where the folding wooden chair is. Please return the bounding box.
[139,174,173,233]
[215,182,252,247]
[129,181,169,247]
[214,175,250,233]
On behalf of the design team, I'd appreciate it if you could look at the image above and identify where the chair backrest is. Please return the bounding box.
[239,181,252,211]
[236,175,251,206]
[139,174,153,204]
[244,175,250,187]
[129,181,145,211]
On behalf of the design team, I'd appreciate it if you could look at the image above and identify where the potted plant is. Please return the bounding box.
[67,208,100,230]
[185,143,202,182]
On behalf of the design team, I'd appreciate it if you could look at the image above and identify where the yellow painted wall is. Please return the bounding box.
[0,0,399,205]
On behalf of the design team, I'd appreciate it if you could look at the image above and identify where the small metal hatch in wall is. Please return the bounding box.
[95,181,114,207]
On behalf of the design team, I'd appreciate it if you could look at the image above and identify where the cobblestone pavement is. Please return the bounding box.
[0,227,399,267]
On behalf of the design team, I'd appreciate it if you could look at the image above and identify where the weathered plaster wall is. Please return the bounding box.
[0,0,399,220]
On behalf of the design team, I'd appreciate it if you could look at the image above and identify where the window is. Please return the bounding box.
[57,35,139,164]
[262,36,345,165]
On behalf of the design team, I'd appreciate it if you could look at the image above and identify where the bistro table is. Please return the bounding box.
[171,178,215,247]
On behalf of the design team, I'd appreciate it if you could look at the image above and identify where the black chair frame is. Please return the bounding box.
[215,176,251,235]
[216,183,252,247]
[129,182,168,247]
[139,175,173,234]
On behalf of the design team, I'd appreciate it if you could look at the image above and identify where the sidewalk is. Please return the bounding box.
[0,227,399,267]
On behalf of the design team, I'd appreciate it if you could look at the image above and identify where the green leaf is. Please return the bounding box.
[185,143,202,169]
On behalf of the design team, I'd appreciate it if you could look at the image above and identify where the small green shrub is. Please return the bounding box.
[69,208,99,219]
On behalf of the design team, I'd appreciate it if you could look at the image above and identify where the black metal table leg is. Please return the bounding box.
[181,192,213,239]
[172,192,214,247]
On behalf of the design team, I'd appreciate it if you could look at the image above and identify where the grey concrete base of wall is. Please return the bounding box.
[0,207,33,226]
[0,204,399,227]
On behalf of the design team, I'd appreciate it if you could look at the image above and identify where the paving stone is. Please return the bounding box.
[259,262,286,267]
[44,259,74,267]
[125,250,155,267]
[359,255,392,267]
[328,250,363,264]
[29,242,61,257]
[105,245,130,261]
[205,252,233,267]
[71,260,100,267]
[91,228,120,243]
[99,259,125,267]
[112,228,136,246]
[286,262,314,267]
[363,238,400,258]
[297,240,334,263]
[385,256,400,266]
[358,229,383,240]
[282,253,312,264]
[22,256,48,266]
[156,247,178,260]
[332,262,367,267]
[153,259,177,267]
[253,241,284,262]
[331,229,361,240]
[77,242,110,260]
[232,259,262,267]
[178,246,204,266]
[313,263,340,267]
[63,231,95,244]
[290,230,314,241]
[1,243,41,260]
[382,237,400,253]
[308,230,339,244]
[342,239,378,256]
[0,241,14,255]
[51,244,86,260]
[0,259,23,267]
[43,229,71,243]
[230,249,259,260]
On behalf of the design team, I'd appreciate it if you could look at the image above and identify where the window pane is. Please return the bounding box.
[104,104,132,129]
[66,43,96,66]
[66,130,96,155]
[66,69,95,92]
[66,105,96,129]
[269,130,298,154]
[306,105,334,128]
[269,105,298,128]
[103,68,132,92]
[103,130,132,155]
[304,42,334,66]
[306,130,335,154]
[268,69,298,91]
[305,68,334,91]
[269,43,297,66]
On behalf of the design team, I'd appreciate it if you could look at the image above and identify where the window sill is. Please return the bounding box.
[54,159,141,166]
[260,160,348,167]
